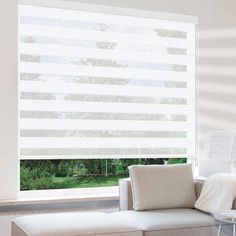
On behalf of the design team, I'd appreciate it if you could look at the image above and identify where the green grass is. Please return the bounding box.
[52,175,129,189]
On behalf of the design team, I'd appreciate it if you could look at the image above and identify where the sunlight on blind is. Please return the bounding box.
[19,4,196,160]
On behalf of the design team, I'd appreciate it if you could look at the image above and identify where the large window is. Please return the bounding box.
[20,158,187,190]
[19,2,197,189]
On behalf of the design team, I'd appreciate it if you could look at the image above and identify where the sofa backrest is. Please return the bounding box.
[119,178,236,211]
[120,177,236,211]
[119,178,206,211]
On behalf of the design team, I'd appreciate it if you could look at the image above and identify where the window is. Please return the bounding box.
[19,2,197,189]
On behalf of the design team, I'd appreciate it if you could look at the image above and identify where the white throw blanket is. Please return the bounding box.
[195,173,236,215]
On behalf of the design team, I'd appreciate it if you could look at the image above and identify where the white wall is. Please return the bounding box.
[0,0,19,199]
[198,0,236,176]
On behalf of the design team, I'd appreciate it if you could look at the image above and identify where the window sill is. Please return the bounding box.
[0,186,119,207]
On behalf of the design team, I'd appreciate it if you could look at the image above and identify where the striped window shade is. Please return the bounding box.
[19,3,197,160]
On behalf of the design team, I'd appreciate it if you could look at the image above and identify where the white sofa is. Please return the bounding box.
[116,178,235,236]
[12,165,235,236]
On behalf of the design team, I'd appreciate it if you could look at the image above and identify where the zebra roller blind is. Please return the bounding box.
[19,3,197,160]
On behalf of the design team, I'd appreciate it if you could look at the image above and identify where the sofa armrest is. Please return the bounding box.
[119,178,133,211]
[119,178,205,211]
[194,178,205,200]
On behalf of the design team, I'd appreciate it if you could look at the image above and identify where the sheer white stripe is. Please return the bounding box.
[21,25,194,50]
[20,63,193,81]
[20,43,195,65]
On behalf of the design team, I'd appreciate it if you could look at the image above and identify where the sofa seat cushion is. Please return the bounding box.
[112,209,217,232]
[12,212,142,236]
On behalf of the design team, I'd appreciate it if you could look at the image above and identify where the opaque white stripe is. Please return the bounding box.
[20,81,188,98]
[20,154,189,160]
[19,5,195,32]
[20,137,189,148]
[20,100,187,115]
[20,119,189,131]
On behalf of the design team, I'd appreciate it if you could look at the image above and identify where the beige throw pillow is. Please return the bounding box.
[129,164,196,211]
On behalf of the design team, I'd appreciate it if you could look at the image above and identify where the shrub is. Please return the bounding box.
[20,164,55,190]
[168,158,186,164]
